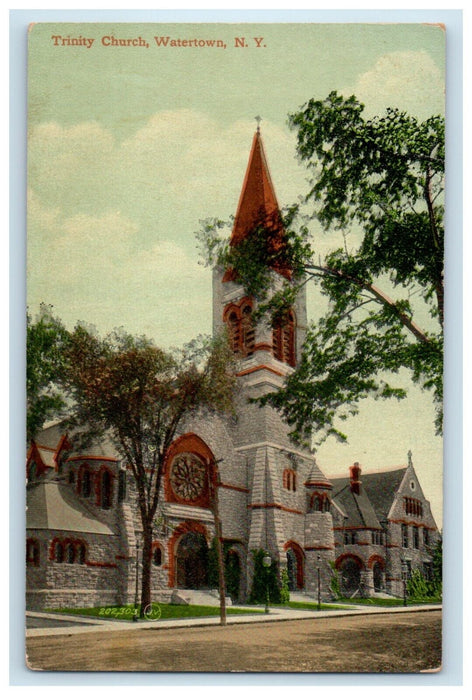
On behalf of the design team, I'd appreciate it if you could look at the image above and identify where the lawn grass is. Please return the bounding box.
[52,602,265,621]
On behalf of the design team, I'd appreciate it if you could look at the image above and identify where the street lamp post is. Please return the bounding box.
[262,553,271,614]
[401,559,408,607]
[133,538,140,622]
[317,554,321,611]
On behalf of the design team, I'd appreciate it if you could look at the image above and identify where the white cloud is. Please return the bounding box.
[348,50,444,119]
[27,110,309,344]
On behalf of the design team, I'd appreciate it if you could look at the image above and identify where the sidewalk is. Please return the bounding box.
[26,603,442,638]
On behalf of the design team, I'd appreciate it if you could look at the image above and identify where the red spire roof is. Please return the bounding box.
[230,129,282,246]
[224,128,290,281]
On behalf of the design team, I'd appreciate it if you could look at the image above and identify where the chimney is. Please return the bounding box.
[349,462,362,495]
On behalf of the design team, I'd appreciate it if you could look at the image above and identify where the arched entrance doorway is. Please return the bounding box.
[176,532,209,589]
[338,556,362,596]
[373,561,383,592]
[285,542,305,590]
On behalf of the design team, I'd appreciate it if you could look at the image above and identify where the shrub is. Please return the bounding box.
[248,549,281,604]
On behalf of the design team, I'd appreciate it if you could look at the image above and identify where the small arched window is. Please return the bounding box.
[81,468,92,498]
[66,543,75,564]
[68,469,75,485]
[309,492,330,513]
[283,469,297,492]
[152,546,163,567]
[100,469,112,509]
[272,310,295,367]
[224,300,255,358]
[26,539,40,567]
[241,305,255,356]
[54,542,64,563]
[228,311,240,354]
[77,543,86,565]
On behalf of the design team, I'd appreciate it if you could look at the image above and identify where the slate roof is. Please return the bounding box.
[36,421,120,462]
[329,467,407,527]
[26,479,115,535]
[330,478,382,529]
[305,461,332,488]
[361,468,407,522]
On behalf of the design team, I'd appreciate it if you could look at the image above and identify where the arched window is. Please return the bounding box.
[152,545,163,567]
[99,469,112,509]
[68,469,75,485]
[272,311,295,367]
[54,541,64,563]
[26,538,40,567]
[312,493,322,511]
[118,469,127,502]
[228,311,240,354]
[81,468,92,498]
[241,305,255,356]
[77,543,86,565]
[311,492,330,512]
[224,300,255,358]
[283,469,297,492]
[65,542,75,564]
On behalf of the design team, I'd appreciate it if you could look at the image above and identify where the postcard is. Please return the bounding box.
[26,21,444,673]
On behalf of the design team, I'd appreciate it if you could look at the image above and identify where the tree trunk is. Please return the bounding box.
[209,461,227,625]
[140,522,153,617]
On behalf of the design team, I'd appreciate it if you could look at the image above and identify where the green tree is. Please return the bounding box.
[26,304,71,442]
[248,549,281,605]
[65,326,235,616]
[198,93,444,444]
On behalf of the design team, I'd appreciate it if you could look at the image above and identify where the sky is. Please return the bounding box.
[27,21,445,525]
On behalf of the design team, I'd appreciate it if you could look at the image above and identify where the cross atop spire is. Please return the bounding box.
[255,115,262,133]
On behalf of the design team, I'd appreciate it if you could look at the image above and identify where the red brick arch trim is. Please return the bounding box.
[49,537,87,564]
[284,540,305,589]
[223,297,255,358]
[167,520,209,587]
[164,433,216,508]
[335,553,366,571]
[367,554,385,570]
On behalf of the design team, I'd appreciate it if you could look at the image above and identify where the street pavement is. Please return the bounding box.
[26,603,441,637]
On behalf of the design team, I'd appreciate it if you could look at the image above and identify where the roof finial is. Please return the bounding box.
[407,449,413,468]
[255,115,262,133]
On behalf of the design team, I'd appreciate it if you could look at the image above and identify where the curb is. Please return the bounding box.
[26,604,442,638]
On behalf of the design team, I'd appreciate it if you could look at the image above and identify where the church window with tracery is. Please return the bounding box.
[224,300,255,358]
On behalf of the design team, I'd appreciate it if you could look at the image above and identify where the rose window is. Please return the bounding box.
[169,453,206,502]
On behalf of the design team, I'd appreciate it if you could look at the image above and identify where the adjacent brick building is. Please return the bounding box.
[26,127,439,610]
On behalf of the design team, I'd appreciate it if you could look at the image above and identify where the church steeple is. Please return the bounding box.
[223,124,290,283]
[230,126,283,248]
[214,124,307,376]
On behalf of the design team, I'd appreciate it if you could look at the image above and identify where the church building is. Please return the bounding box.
[26,127,439,610]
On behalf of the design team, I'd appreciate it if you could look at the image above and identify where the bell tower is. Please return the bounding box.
[212,124,330,598]
[212,122,307,393]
